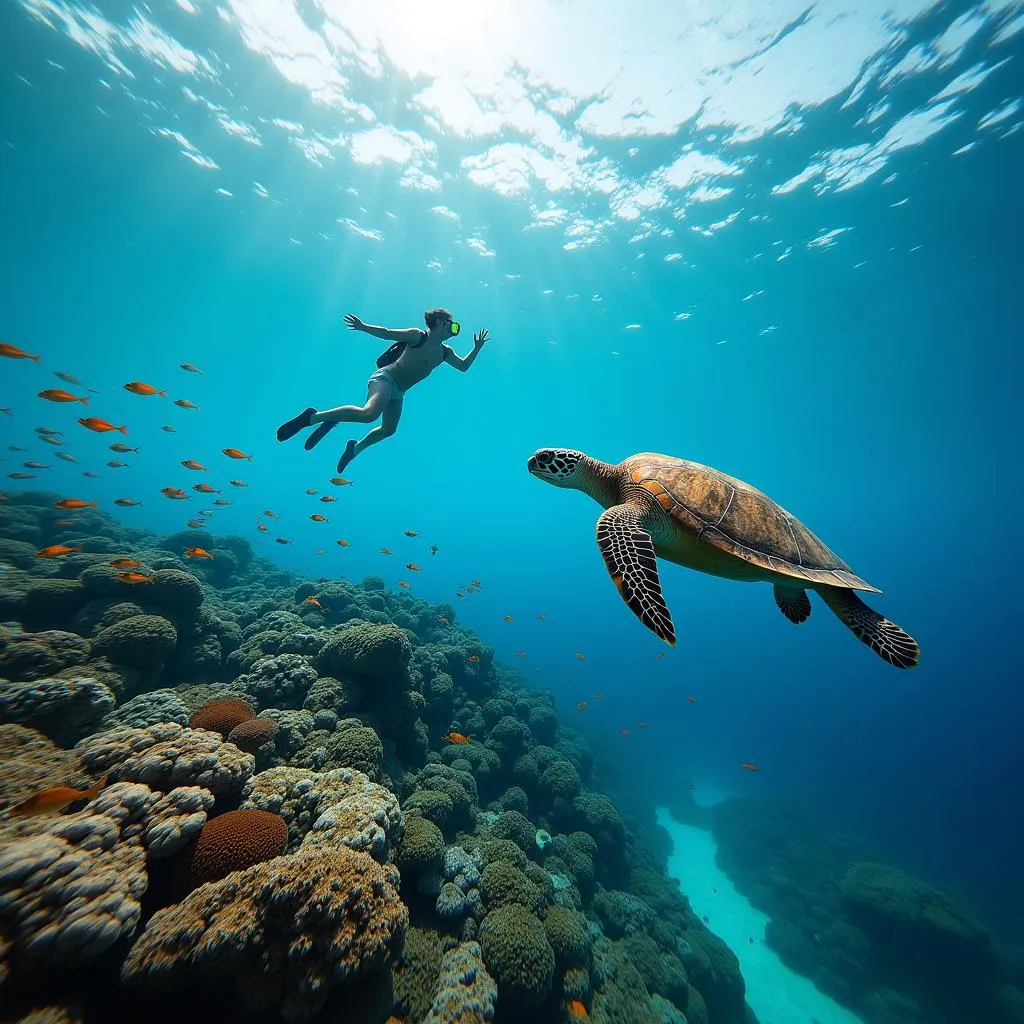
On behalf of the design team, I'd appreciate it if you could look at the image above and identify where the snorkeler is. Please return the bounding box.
[277,308,489,473]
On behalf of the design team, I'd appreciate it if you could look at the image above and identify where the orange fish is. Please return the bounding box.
[567,1000,589,1021]
[503,615,513,622]
[257,524,269,534]
[470,579,482,587]
[430,545,438,555]
[618,730,630,737]
[185,547,213,559]
[305,489,318,495]
[537,613,546,620]
[466,655,480,663]
[379,547,393,555]
[38,389,89,405]
[36,544,81,558]
[0,342,41,362]
[442,732,471,744]
[310,513,328,522]
[687,695,697,705]
[181,460,207,472]
[264,510,279,519]
[404,529,419,537]
[330,477,354,486]
[78,417,127,434]
[320,495,336,503]
[222,448,252,461]
[110,558,142,568]
[576,701,588,711]
[741,763,760,773]
[230,480,247,487]
[435,616,449,625]
[193,483,220,494]
[304,596,323,608]
[398,581,411,589]
[161,487,190,500]
[173,399,200,410]
[109,443,140,454]
[405,563,421,572]
[180,363,202,374]
[53,498,96,510]
[117,571,154,584]
[575,653,585,661]
[9,777,107,817]
[123,381,166,397]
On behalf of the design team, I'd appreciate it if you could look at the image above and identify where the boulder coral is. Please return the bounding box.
[0,675,115,747]
[0,629,90,682]
[188,697,255,736]
[0,724,90,811]
[227,716,278,753]
[424,941,498,1024]
[121,847,408,1023]
[240,765,403,863]
[318,622,412,682]
[75,722,255,798]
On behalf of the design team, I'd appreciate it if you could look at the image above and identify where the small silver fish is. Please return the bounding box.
[54,370,99,393]
[22,461,51,470]
[39,435,64,446]
[34,427,62,436]
[7,446,27,453]
[160,425,176,433]
[55,452,78,463]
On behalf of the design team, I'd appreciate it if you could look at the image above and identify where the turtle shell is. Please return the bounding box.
[623,453,879,592]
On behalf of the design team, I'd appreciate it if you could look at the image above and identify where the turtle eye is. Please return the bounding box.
[536,451,553,465]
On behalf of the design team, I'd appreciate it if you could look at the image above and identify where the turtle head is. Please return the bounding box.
[527,448,587,488]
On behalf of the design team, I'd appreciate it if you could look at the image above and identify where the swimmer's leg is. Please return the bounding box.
[338,398,403,472]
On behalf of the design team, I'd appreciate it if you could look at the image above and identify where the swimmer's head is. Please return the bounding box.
[425,308,455,333]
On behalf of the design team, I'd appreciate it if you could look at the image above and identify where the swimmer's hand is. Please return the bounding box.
[474,328,489,349]
[343,314,364,331]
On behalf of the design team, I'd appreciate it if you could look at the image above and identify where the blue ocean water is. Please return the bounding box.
[1,0,1022,992]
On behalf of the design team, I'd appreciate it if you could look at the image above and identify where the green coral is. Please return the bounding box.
[479,861,544,914]
[396,814,445,876]
[479,904,555,1009]
[91,614,178,671]
[318,623,411,682]
[543,905,592,970]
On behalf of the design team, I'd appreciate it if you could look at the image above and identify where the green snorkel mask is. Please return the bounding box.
[449,320,461,336]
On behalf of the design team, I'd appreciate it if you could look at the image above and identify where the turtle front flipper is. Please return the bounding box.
[774,584,811,624]
[596,503,676,646]
[818,587,919,669]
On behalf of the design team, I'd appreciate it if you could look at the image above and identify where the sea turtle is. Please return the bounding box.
[527,448,919,669]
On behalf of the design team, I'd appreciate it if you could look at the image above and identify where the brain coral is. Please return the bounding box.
[478,903,555,1008]
[121,847,408,1023]
[182,808,288,891]
[227,717,278,753]
[189,697,255,736]
[424,940,498,1024]
[91,614,178,671]
[75,722,255,798]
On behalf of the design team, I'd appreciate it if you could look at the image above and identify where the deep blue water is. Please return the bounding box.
[2,0,1023,941]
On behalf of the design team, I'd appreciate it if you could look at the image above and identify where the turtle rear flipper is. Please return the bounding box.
[596,502,676,646]
[774,584,811,623]
[818,587,919,669]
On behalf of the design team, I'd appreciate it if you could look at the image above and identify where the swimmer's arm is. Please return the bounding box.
[343,314,421,343]
[443,328,489,372]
